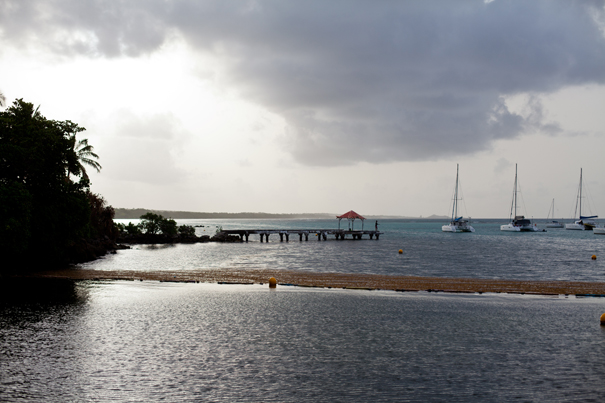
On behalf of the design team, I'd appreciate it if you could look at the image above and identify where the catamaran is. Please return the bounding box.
[545,199,564,228]
[566,168,597,230]
[500,164,540,232]
[442,164,474,233]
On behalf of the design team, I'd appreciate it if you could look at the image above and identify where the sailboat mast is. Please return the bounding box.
[551,198,555,220]
[579,168,590,220]
[454,164,459,219]
[514,164,518,218]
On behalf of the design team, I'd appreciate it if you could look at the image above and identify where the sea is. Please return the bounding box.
[2,218,605,402]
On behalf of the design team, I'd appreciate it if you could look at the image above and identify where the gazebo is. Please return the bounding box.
[337,210,366,231]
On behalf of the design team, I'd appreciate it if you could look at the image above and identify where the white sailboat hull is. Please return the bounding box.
[500,224,520,232]
[593,227,605,235]
[442,224,475,233]
[566,220,596,230]
[500,223,540,232]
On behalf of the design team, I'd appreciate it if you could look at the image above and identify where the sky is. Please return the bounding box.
[1,0,605,218]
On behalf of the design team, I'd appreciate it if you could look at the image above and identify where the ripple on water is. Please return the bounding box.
[2,281,605,402]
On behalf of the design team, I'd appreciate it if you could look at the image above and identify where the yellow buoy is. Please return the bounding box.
[592,255,597,260]
[398,249,403,254]
[601,313,605,326]
[269,277,277,288]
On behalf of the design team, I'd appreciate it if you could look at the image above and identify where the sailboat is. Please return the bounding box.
[545,199,564,228]
[566,168,597,230]
[500,164,540,232]
[442,164,474,233]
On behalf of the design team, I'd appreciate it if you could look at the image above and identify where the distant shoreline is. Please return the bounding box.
[113,208,444,220]
[114,210,578,221]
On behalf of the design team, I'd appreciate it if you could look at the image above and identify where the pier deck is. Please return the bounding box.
[220,229,382,242]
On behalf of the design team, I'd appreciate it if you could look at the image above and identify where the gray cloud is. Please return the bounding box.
[113,110,181,141]
[100,111,189,184]
[0,0,169,56]
[3,0,605,165]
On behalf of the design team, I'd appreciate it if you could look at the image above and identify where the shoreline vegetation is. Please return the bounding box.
[18,268,605,297]
[1,99,119,270]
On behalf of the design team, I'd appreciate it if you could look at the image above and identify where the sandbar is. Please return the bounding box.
[28,268,605,296]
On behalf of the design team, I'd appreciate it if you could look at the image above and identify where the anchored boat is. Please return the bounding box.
[442,164,474,233]
[566,168,597,230]
[500,164,540,232]
[545,199,564,228]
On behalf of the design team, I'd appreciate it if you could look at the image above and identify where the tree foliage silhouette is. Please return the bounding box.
[0,99,113,271]
[69,137,102,180]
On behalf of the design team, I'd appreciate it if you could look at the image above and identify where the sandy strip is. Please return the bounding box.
[28,268,605,296]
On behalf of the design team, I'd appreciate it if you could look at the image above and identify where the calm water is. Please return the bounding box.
[100,218,605,282]
[2,282,605,402]
[2,219,605,402]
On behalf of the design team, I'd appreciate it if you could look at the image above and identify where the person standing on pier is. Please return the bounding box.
[375,220,379,231]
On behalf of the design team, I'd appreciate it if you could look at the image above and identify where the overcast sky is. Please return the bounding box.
[2,0,605,218]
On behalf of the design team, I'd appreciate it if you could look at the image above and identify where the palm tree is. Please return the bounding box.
[70,137,102,180]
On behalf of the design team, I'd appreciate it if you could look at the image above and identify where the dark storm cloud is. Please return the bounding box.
[3,0,605,165]
[0,0,169,56]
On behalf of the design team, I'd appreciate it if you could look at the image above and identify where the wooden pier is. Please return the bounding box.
[220,229,382,242]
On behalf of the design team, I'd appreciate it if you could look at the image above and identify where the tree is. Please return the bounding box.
[178,225,196,237]
[139,212,178,236]
[0,91,5,107]
[139,212,162,235]
[0,181,32,256]
[159,217,177,237]
[125,222,142,236]
[68,135,102,179]
[0,99,105,270]
[87,193,117,240]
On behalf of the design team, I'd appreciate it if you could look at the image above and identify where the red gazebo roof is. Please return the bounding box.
[337,210,366,220]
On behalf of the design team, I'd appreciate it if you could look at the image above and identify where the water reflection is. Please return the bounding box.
[0,278,91,402]
[2,281,605,402]
[141,244,177,250]
[0,277,89,305]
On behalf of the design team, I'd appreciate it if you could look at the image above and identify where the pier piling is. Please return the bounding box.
[219,229,382,243]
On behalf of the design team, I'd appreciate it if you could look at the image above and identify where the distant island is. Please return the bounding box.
[114,209,335,219]
[423,214,449,219]
[114,208,444,220]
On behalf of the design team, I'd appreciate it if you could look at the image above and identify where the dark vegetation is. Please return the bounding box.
[0,99,116,273]
[0,99,219,275]
[115,212,209,244]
